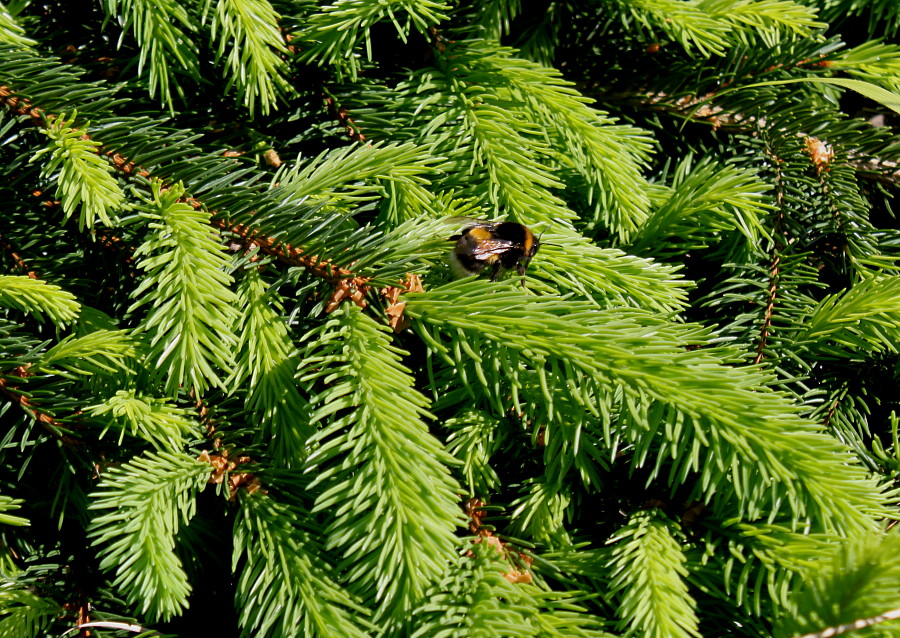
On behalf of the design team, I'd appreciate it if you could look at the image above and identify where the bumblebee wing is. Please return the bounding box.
[466,238,516,258]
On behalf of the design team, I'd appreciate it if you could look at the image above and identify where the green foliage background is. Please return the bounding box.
[1,0,900,636]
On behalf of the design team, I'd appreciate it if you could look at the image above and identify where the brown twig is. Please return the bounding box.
[1,81,421,324]
[754,150,786,366]
[822,399,839,430]
[0,369,81,445]
[754,250,781,365]
[212,217,423,321]
[0,85,45,123]
[0,234,39,279]
[211,217,357,284]
[324,94,366,143]
[209,217,373,313]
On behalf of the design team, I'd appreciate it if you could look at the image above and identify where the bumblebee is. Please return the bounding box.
[449,222,540,281]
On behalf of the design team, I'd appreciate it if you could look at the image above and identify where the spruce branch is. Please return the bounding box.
[213,218,356,284]
[618,0,733,56]
[830,40,900,94]
[714,0,825,42]
[421,42,580,226]
[455,41,656,239]
[533,234,690,313]
[0,372,81,445]
[273,141,439,209]
[231,264,312,465]
[793,275,900,357]
[0,582,61,637]
[296,0,451,80]
[129,179,240,396]
[405,280,891,533]
[233,489,373,638]
[405,538,610,637]
[806,146,890,272]
[0,275,80,324]
[87,451,211,622]
[0,320,123,446]
[615,0,821,57]
[755,247,782,365]
[444,409,506,496]
[468,101,575,225]
[207,0,293,117]
[0,81,151,182]
[86,390,203,449]
[626,157,772,258]
[0,46,122,117]
[301,305,463,622]
[607,508,700,638]
[36,330,135,379]
[101,0,200,109]
[508,478,573,546]
[467,0,523,41]
[754,143,788,365]
[685,519,833,617]
[30,111,126,231]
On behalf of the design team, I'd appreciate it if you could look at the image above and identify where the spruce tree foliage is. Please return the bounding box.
[1,0,900,637]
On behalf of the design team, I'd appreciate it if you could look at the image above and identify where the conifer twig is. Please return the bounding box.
[795,608,900,638]
[852,156,900,186]
[61,621,156,637]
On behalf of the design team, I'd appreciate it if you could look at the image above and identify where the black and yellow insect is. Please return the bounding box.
[449,222,541,281]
